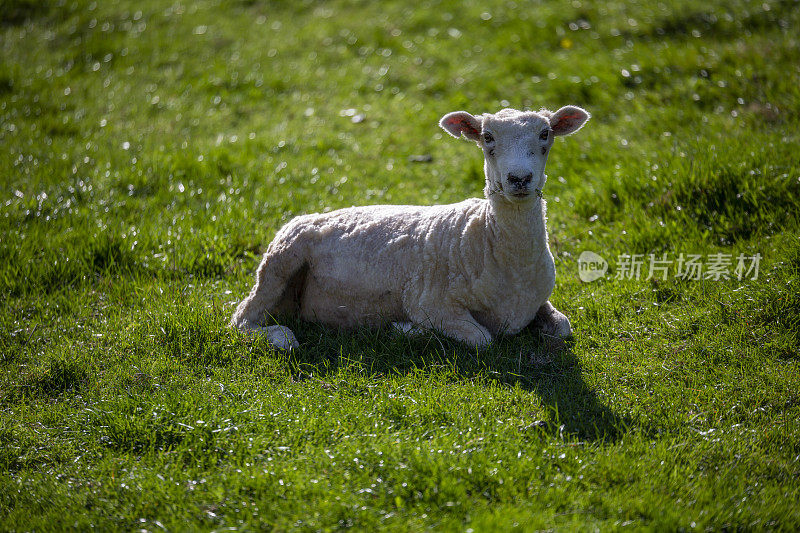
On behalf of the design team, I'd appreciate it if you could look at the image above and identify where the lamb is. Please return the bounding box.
[230,105,590,351]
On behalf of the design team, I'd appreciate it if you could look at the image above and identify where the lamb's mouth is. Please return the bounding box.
[510,189,543,199]
[499,184,543,200]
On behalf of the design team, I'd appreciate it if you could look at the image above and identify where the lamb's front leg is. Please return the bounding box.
[532,300,572,338]
[406,307,494,349]
[529,301,571,356]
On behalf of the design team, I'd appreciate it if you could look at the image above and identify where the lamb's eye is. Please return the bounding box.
[483,132,494,144]
[539,129,550,141]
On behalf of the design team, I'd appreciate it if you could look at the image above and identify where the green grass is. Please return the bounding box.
[2,0,800,529]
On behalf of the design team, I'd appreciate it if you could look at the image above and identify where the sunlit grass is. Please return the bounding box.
[1,0,799,529]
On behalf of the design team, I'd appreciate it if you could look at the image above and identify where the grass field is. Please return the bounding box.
[2,0,800,529]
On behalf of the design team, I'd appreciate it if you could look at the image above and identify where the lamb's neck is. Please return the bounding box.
[486,197,550,262]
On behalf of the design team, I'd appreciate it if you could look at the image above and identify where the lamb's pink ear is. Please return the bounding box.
[549,105,590,136]
[439,111,482,141]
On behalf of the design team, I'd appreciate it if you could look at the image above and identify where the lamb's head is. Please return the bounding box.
[440,106,589,203]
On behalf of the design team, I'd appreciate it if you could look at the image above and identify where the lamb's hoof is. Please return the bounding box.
[533,304,572,340]
[547,314,572,339]
[244,325,299,351]
[392,322,426,336]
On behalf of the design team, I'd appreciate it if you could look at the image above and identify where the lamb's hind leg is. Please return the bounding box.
[254,325,298,351]
[230,246,306,350]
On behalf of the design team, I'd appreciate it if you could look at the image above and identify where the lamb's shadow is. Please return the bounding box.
[491,341,630,443]
[276,318,630,443]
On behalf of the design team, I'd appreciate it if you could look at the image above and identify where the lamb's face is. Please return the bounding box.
[480,110,553,202]
[440,106,590,204]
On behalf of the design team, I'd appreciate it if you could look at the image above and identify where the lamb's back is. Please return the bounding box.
[283,199,485,326]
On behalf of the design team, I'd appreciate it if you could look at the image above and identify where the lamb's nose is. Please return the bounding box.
[507,172,533,186]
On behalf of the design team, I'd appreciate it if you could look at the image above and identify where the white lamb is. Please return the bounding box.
[230,105,590,351]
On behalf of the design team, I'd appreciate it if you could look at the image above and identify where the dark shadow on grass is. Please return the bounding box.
[159,308,630,443]
[500,335,631,443]
[257,316,631,444]
[2,357,88,404]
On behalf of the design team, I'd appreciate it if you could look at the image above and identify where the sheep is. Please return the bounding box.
[230,105,590,351]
